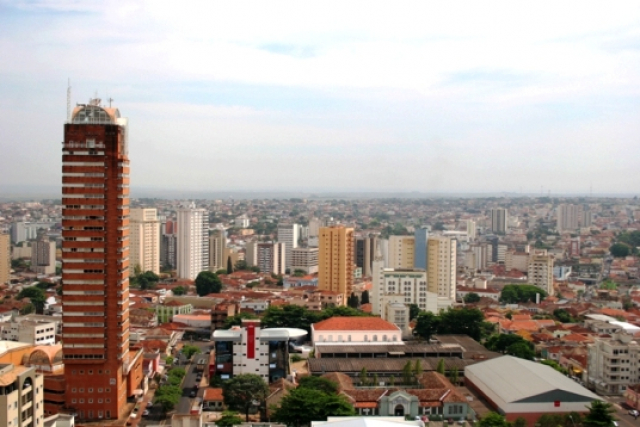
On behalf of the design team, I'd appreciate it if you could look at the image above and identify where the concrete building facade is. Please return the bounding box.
[129,208,160,275]
[208,229,227,272]
[176,203,209,280]
[290,247,319,274]
[427,237,456,300]
[388,236,415,269]
[490,208,508,235]
[0,234,10,285]
[277,223,299,270]
[0,364,44,427]
[318,226,355,301]
[528,253,554,295]
[31,232,56,276]
[587,332,640,395]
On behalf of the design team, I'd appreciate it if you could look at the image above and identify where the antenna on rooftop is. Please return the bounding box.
[108,97,114,108]
[66,79,71,123]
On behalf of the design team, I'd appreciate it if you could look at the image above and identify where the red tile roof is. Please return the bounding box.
[313,317,399,331]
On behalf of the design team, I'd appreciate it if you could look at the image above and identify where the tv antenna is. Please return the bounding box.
[66,79,71,123]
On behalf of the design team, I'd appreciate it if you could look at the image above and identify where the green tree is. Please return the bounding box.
[464,292,481,303]
[347,293,359,309]
[272,388,354,427]
[500,284,547,304]
[437,307,489,341]
[172,286,186,296]
[154,384,182,413]
[506,341,535,360]
[450,367,459,385]
[402,361,412,385]
[485,334,529,353]
[217,411,244,427]
[513,417,527,427]
[409,304,420,321]
[19,303,35,315]
[216,269,228,275]
[414,311,440,340]
[414,359,423,379]
[227,256,234,274]
[554,308,574,323]
[361,290,370,305]
[610,243,630,258]
[195,271,222,296]
[182,345,201,359]
[298,376,339,394]
[436,358,445,375]
[235,260,248,271]
[360,367,368,386]
[583,401,616,427]
[224,312,259,329]
[537,414,565,427]
[223,374,270,421]
[166,356,174,366]
[478,412,509,427]
[17,287,46,314]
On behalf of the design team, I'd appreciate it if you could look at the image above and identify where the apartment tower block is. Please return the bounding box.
[61,99,134,420]
[318,226,354,301]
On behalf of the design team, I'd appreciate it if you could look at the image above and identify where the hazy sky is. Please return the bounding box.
[2,1,640,195]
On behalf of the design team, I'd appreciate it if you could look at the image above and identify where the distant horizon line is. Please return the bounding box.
[0,185,638,201]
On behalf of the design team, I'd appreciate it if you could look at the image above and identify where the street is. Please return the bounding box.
[137,340,212,426]
[605,396,640,427]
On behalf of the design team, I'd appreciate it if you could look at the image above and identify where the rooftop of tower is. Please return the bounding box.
[70,98,120,124]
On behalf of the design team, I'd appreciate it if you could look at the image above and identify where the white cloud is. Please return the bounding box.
[1,0,640,193]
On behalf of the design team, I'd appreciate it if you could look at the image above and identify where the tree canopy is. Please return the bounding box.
[610,243,630,258]
[413,307,493,341]
[500,284,547,304]
[17,287,46,314]
[297,376,339,394]
[223,374,270,421]
[195,271,223,296]
[261,304,370,333]
[478,412,509,427]
[583,401,616,427]
[224,312,259,329]
[272,386,354,427]
[131,270,160,290]
[463,292,481,303]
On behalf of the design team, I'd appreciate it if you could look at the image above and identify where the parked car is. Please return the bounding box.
[629,409,639,417]
[189,390,196,397]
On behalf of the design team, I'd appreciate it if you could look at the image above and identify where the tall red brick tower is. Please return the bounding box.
[62,99,131,421]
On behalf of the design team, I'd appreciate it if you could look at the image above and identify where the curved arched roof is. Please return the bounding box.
[71,104,120,124]
[27,345,63,366]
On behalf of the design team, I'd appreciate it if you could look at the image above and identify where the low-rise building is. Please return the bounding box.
[587,332,640,395]
[0,363,45,427]
[0,319,56,345]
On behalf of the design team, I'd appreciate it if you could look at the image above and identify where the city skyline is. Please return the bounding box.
[2,1,640,195]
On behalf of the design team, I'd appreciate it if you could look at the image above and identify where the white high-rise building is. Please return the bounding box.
[427,236,456,300]
[277,223,298,269]
[177,203,209,280]
[129,208,160,275]
[466,220,477,240]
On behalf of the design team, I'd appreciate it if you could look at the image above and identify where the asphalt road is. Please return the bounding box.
[176,341,212,415]
[605,395,640,427]
[137,340,212,426]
